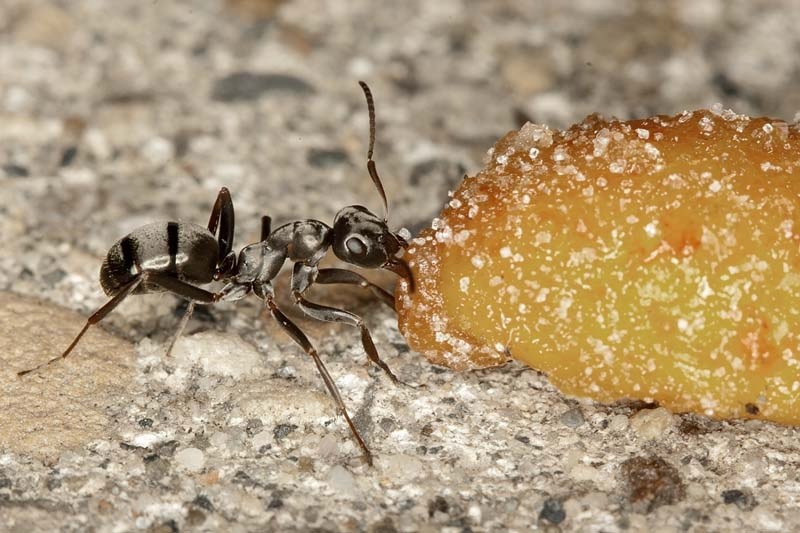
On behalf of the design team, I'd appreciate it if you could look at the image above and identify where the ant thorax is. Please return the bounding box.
[228,220,333,288]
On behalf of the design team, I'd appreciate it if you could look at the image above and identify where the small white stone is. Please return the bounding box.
[608,414,629,432]
[84,128,112,160]
[251,430,272,450]
[131,432,162,448]
[175,447,205,472]
[379,454,424,482]
[209,431,229,450]
[317,433,339,459]
[141,136,174,166]
[172,331,262,379]
[630,408,674,440]
[326,465,359,497]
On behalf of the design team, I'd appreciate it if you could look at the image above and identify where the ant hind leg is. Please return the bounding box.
[164,301,195,358]
[17,274,144,376]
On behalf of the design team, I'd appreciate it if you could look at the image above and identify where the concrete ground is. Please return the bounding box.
[1,0,799,531]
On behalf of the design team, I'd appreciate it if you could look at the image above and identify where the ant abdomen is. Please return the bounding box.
[100,221,219,296]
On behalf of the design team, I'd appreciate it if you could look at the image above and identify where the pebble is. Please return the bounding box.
[569,463,611,490]
[630,408,674,440]
[307,147,349,168]
[141,136,174,166]
[326,465,359,497]
[317,434,339,459]
[560,407,585,428]
[251,430,272,450]
[131,433,162,448]
[538,498,565,524]
[753,508,784,531]
[608,414,629,432]
[722,489,758,510]
[171,331,262,380]
[211,72,315,101]
[175,448,205,472]
[620,456,686,512]
[379,454,424,482]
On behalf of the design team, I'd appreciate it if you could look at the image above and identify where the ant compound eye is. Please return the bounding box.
[345,236,367,256]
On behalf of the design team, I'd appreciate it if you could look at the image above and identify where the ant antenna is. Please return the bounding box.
[358,81,389,221]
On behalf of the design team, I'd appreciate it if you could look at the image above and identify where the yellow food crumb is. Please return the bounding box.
[397,107,800,425]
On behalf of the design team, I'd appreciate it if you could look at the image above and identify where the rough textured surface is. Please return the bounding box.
[0,292,136,460]
[397,109,800,425]
[2,1,800,531]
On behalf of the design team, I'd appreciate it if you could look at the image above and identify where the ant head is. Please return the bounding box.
[332,205,413,288]
[333,206,399,266]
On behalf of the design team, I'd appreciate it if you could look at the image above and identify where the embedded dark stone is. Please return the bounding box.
[2,164,29,177]
[538,498,566,524]
[428,496,449,517]
[307,147,349,168]
[370,516,398,533]
[273,423,298,440]
[560,407,585,428]
[60,146,78,167]
[211,72,315,101]
[721,489,758,510]
[620,456,686,512]
[745,403,760,415]
[193,494,214,511]
[246,418,264,437]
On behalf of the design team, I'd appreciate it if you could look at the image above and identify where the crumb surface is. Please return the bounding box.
[399,109,800,424]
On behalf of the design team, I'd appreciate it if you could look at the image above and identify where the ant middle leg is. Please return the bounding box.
[207,187,235,258]
[207,188,237,279]
[291,263,400,384]
[164,301,195,358]
[261,289,373,466]
[141,271,229,357]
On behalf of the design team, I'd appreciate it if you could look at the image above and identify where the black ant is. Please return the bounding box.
[19,81,414,466]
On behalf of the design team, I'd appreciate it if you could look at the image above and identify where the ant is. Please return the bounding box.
[19,81,414,466]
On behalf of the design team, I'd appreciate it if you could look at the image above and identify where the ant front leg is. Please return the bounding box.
[257,283,373,466]
[315,268,396,310]
[290,262,400,384]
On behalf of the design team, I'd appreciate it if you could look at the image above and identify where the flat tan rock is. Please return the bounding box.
[0,292,135,460]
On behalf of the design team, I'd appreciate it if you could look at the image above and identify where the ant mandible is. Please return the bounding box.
[19,81,414,466]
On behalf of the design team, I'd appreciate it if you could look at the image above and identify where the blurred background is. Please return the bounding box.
[2,1,800,531]
[3,0,800,264]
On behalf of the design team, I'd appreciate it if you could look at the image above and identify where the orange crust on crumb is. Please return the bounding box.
[397,108,800,425]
